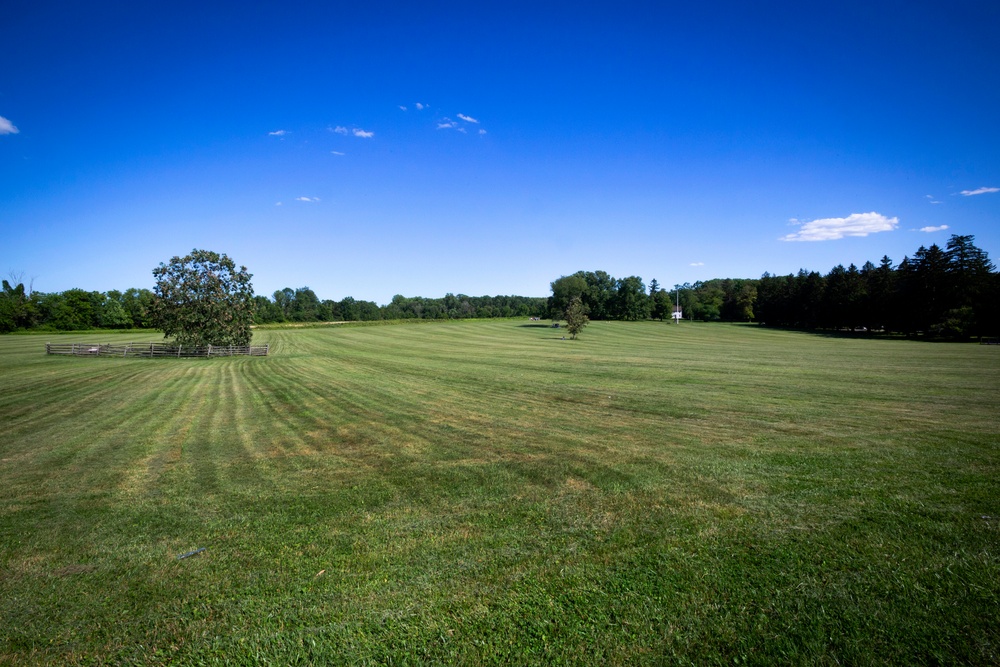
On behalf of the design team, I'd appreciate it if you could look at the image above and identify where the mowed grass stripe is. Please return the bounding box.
[1,323,998,665]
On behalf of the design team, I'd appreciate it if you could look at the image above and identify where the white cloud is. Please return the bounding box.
[918,225,949,233]
[275,202,283,206]
[438,114,486,134]
[399,105,407,111]
[690,262,705,266]
[331,125,373,138]
[295,196,320,202]
[415,102,427,110]
[331,151,345,156]
[925,194,942,204]
[959,186,999,196]
[0,116,19,135]
[781,212,899,242]
[268,129,286,136]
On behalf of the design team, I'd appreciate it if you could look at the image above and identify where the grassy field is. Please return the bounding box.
[1,321,998,665]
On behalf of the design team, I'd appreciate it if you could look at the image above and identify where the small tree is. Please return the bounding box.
[151,249,255,346]
[564,295,590,339]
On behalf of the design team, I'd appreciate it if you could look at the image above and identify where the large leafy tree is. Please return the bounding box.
[101,290,133,329]
[151,249,255,346]
[615,276,650,321]
[582,270,617,320]
[549,274,588,319]
[0,279,35,332]
[720,278,757,322]
[291,287,321,321]
[651,289,672,321]
[122,287,155,328]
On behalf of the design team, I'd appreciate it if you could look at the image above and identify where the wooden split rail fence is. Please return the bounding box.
[45,342,269,358]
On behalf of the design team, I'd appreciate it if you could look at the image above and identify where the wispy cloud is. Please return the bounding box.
[398,105,407,111]
[925,194,942,204]
[781,212,899,242]
[690,262,705,267]
[268,129,287,137]
[275,202,283,206]
[0,116,19,135]
[415,102,427,110]
[438,113,487,135]
[331,125,373,138]
[295,196,320,203]
[330,151,345,156]
[959,186,999,196]
[918,225,949,233]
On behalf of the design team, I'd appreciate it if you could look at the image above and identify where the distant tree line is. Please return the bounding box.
[252,289,548,324]
[755,234,998,338]
[0,282,156,333]
[0,280,547,332]
[4,234,995,339]
[550,235,998,339]
[549,271,659,321]
[549,270,759,323]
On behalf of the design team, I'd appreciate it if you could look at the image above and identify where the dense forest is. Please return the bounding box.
[754,234,997,337]
[553,235,998,339]
[2,234,997,339]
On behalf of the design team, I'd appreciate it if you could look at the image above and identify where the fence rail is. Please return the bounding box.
[45,342,269,358]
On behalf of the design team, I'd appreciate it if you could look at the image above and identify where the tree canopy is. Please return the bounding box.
[151,249,255,346]
[0,279,34,333]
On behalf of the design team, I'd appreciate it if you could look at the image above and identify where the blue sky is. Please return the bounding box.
[2,1,998,304]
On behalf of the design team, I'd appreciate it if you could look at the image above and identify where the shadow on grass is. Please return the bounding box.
[756,324,979,343]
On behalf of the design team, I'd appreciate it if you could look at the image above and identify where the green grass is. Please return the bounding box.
[1,321,998,665]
